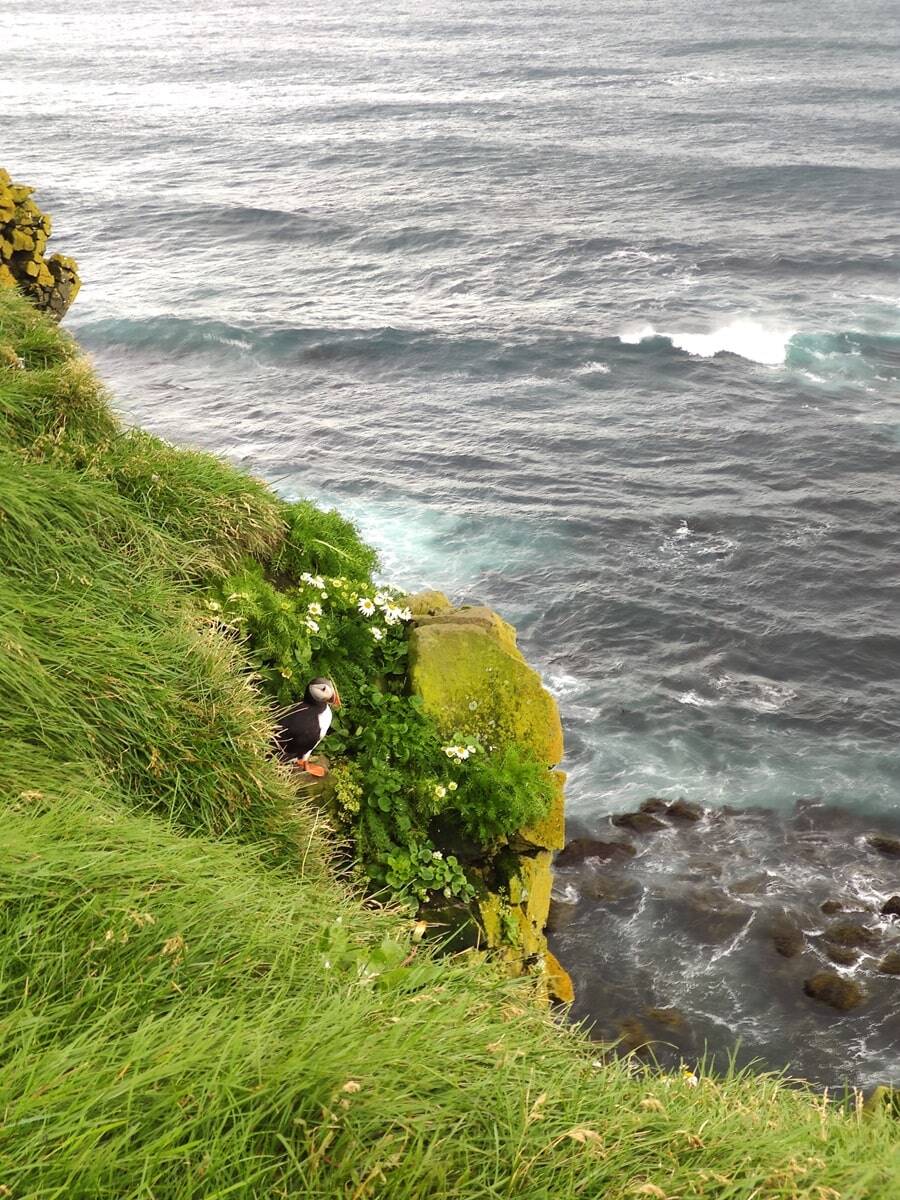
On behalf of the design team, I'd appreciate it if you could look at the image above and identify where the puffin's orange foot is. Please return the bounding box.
[293,758,327,778]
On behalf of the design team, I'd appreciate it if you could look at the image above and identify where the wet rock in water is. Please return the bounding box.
[582,874,642,904]
[617,1016,652,1052]
[769,911,805,958]
[804,972,866,1011]
[644,1006,687,1030]
[820,899,845,915]
[731,872,771,895]
[555,838,636,867]
[825,944,859,966]
[611,810,666,834]
[667,798,704,822]
[639,797,669,815]
[866,834,900,858]
[546,897,579,934]
[880,896,900,918]
[679,885,751,944]
[878,951,900,975]
[824,921,880,950]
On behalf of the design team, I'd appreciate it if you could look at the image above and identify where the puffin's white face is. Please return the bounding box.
[307,677,341,707]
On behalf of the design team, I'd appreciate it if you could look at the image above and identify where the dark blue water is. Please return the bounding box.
[6,0,899,1085]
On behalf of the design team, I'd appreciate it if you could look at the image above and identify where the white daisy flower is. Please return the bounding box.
[312,576,326,590]
[398,607,413,622]
[384,606,402,625]
[374,591,388,607]
[308,602,322,617]
[300,572,313,583]
[466,744,477,755]
[358,597,376,617]
[371,626,385,641]
[305,618,320,633]
[434,785,447,799]
[433,851,443,860]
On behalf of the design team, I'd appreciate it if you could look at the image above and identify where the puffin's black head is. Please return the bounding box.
[304,677,341,708]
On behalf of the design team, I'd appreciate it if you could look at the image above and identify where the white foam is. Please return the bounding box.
[677,690,716,709]
[575,360,611,375]
[617,318,796,366]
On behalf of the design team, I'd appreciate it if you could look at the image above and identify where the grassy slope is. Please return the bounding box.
[0,288,896,1198]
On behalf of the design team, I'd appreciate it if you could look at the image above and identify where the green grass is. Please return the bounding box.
[0,286,897,1197]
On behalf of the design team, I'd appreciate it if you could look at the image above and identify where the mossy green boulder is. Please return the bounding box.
[408,622,564,767]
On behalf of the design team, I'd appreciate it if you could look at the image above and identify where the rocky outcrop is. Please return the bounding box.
[406,594,570,1003]
[0,169,80,319]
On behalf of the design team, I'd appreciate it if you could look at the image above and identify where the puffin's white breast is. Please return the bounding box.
[318,706,333,740]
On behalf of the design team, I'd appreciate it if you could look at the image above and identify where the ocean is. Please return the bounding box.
[6,0,899,1086]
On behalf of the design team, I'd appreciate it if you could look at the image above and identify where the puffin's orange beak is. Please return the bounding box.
[331,686,342,709]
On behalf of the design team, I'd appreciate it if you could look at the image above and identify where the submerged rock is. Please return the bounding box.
[804,972,866,1011]
[880,896,900,918]
[877,951,900,976]
[583,874,643,905]
[769,911,805,958]
[825,945,860,967]
[823,921,880,949]
[866,834,900,858]
[820,899,845,915]
[556,837,636,867]
[546,896,579,934]
[612,810,666,834]
[639,797,669,815]
[667,798,704,822]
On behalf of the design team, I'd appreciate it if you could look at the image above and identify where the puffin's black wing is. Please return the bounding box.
[273,702,322,761]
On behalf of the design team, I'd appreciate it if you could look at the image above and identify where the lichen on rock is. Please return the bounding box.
[0,169,81,320]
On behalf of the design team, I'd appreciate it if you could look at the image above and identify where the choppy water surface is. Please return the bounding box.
[6,0,899,1086]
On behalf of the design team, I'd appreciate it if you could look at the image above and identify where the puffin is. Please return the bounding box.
[274,677,341,777]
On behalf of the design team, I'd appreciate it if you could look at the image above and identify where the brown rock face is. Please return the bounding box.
[878,951,900,976]
[803,972,866,1011]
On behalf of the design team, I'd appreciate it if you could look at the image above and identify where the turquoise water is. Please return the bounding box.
[5,0,899,1084]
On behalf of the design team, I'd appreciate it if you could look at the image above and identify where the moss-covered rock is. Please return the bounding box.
[405,589,452,616]
[0,169,80,320]
[414,604,520,655]
[408,623,563,766]
[545,950,575,1005]
[803,972,866,1011]
[512,769,566,852]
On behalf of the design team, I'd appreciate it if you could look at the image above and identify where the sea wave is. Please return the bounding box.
[616,320,900,377]
[617,319,795,365]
